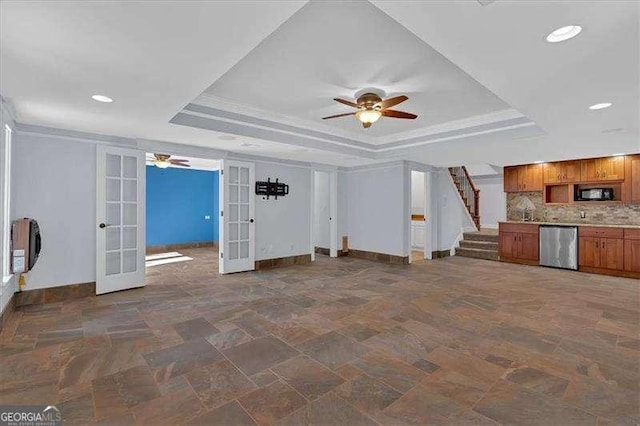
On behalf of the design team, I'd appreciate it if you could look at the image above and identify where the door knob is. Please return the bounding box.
[249,219,254,223]
[99,223,106,229]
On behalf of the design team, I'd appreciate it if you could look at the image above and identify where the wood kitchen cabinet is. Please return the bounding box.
[624,228,640,273]
[581,156,625,182]
[578,227,624,272]
[624,154,640,203]
[544,161,580,184]
[504,166,520,192]
[499,223,539,264]
[503,164,543,192]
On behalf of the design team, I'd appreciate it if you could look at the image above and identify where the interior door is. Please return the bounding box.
[220,160,255,274]
[96,146,145,294]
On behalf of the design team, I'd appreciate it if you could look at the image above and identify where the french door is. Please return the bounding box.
[96,146,145,294]
[220,160,255,274]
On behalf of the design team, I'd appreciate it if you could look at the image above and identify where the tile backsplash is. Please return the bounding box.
[507,192,640,225]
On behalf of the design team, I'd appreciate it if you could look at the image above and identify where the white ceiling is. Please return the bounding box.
[1,0,638,168]
[203,0,510,138]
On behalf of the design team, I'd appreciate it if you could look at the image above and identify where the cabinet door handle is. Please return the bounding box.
[602,241,605,249]
[596,170,599,177]
[557,174,561,181]
[596,241,599,249]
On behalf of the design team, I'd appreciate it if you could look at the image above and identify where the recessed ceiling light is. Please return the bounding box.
[218,135,236,141]
[545,25,582,43]
[612,153,625,157]
[534,160,545,164]
[589,102,612,110]
[91,94,113,103]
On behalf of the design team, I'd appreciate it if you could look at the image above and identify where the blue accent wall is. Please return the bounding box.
[146,166,219,246]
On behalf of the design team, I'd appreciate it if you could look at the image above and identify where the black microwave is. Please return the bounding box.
[576,187,614,201]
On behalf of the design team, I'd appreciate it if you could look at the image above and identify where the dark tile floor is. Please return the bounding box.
[1,248,639,425]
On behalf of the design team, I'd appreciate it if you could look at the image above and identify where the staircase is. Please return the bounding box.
[456,230,499,261]
[449,166,480,229]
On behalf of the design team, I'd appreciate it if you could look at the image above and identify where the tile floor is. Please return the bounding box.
[1,248,638,425]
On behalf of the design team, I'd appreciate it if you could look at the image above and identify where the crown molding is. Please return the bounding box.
[196,93,372,144]
[181,97,540,158]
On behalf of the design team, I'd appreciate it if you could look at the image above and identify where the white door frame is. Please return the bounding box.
[219,159,255,274]
[96,145,146,294]
[310,168,338,261]
[407,168,433,262]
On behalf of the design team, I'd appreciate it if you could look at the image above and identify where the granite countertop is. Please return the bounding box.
[500,221,640,229]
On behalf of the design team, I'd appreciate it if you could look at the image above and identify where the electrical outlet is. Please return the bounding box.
[580,211,586,219]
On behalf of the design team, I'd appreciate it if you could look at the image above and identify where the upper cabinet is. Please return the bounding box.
[580,156,625,182]
[625,154,640,203]
[544,161,580,184]
[503,164,543,192]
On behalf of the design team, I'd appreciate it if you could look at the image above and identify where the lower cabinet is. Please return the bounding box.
[578,227,636,277]
[578,236,624,270]
[498,223,638,278]
[498,223,539,265]
[411,221,425,248]
[624,228,640,273]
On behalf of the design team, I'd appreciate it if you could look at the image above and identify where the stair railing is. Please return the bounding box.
[448,166,480,229]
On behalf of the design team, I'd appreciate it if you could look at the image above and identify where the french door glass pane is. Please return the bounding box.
[123,180,137,202]
[106,252,121,275]
[123,249,137,273]
[230,166,239,184]
[123,228,137,249]
[106,154,121,177]
[106,179,121,202]
[123,204,137,226]
[106,204,121,226]
[122,156,137,178]
[106,227,120,251]
[240,241,249,259]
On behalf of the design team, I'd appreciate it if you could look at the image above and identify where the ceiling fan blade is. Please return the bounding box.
[382,109,417,119]
[170,159,189,164]
[170,162,191,167]
[377,95,408,110]
[154,153,171,161]
[333,98,359,108]
[322,112,356,120]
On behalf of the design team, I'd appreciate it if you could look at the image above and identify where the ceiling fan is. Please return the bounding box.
[147,153,191,169]
[322,93,417,128]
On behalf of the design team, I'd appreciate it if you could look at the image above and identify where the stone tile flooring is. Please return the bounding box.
[1,248,639,425]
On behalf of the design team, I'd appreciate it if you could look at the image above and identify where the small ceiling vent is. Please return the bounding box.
[477,0,497,5]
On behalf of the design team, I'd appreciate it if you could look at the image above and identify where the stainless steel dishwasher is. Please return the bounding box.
[539,225,579,270]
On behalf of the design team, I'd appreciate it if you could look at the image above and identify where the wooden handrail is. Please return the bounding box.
[461,166,479,195]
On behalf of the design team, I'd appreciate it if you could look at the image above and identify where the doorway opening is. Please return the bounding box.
[144,153,221,285]
[313,170,331,258]
[311,169,338,260]
[410,170,428,263]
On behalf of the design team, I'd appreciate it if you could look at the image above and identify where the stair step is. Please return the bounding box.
[455,247,499,261]
[459,240,498,251]
[463,232,499,243]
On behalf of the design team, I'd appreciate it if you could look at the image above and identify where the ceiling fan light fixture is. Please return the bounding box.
[155,160,170,169]
[356,109,382,125]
